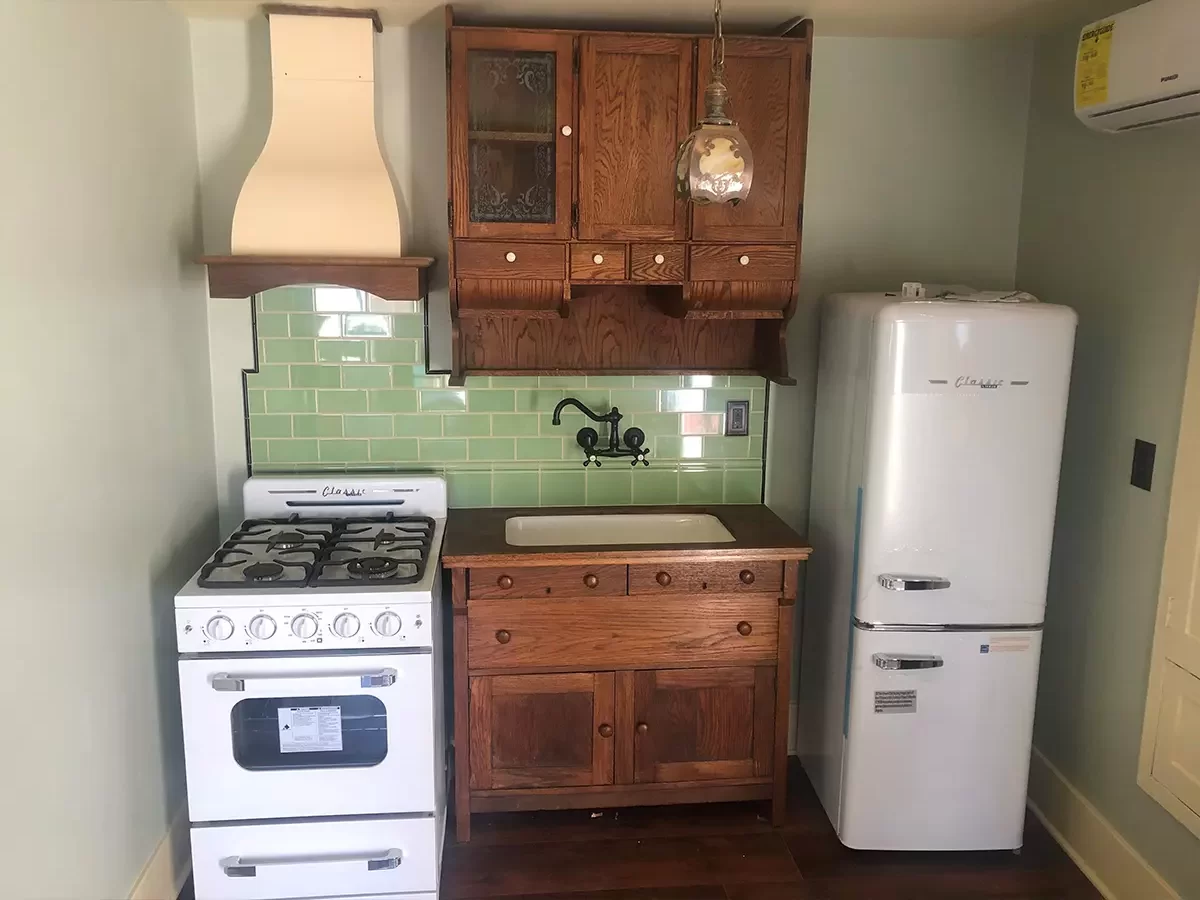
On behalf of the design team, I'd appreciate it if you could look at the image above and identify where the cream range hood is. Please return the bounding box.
[203,7,432,302]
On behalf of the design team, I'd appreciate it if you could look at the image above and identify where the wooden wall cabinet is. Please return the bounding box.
[445,10,813,384]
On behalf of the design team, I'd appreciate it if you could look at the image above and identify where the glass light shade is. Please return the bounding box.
[675,123,754,205]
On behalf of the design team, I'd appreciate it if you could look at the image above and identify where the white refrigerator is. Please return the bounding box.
[799,292,1077,851]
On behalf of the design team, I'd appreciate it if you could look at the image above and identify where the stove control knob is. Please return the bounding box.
[205,615,234,641]
[247,614,276,640]
[290,614,319,639]
[374,611,402,637]
[332,613,361,638]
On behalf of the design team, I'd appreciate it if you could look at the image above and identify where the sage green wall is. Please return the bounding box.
[247,286,766,508]
[1016,22,1200,900]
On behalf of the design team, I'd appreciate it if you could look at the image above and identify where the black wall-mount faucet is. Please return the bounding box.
[552,398,649,467]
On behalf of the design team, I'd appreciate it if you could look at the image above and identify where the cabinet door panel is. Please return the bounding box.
[451,30,574,239]
[633,666,775,784]
[691,39,809,242]
[579,36,693,241]
[469,672,614,790]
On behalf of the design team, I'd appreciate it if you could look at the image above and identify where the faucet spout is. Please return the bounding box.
[552,397,613,425]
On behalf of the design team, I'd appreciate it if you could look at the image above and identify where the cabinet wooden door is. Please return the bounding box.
[691,38,809,243]
[450,30,574,239]
[578,35,693,241]
[469,672,615,790]
[627,667,775,783]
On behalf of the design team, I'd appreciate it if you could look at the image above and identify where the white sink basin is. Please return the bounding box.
[505,513,735,547]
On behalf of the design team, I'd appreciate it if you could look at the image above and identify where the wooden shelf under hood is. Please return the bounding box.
[200,255,435,301]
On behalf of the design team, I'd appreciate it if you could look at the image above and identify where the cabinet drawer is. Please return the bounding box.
[467,595,779,670]
[688,244,797,281]
[630,244,685,281]
[470,565,627,600]
[455,240,566,279]
[629,561,782,595]
[571,243,627,280]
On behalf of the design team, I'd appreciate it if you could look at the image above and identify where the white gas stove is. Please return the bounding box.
[176,476,447,900]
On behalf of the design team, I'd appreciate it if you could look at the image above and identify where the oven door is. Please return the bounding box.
[179,651,434,822]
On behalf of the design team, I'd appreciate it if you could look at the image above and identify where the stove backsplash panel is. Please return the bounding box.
[246,286,765,508]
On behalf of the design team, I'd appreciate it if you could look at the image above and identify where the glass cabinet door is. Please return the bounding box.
[451,31,574,239]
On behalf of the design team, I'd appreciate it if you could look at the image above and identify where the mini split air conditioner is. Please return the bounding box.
[1075,0,1200,133]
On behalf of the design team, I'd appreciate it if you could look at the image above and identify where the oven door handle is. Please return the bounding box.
[220,849,403,877]
[210,668,398,692]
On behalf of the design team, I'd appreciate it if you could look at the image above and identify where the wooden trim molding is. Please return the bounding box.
[200,255,434,301]
[261,4,383,32]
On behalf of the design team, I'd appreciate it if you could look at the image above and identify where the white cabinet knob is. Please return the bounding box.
[505,251,517,263]
[654,254,665,264]
[739,255,750,266]
[593,253,604,264]
[561,125,572,136]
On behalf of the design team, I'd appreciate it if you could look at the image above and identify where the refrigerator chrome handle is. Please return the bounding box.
[877,574,951,591]
[219,849,402,877]
[873,653,944,671]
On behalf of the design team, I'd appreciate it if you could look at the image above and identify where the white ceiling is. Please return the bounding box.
[171,0,1119,38]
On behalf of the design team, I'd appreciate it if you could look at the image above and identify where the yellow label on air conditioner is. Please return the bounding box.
[1077,20,1114,108]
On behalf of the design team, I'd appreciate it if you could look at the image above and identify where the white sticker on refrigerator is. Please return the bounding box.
[278,706,343,753]
[874,689,916,713]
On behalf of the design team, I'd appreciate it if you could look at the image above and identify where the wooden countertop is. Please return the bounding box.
[441,504,812,567]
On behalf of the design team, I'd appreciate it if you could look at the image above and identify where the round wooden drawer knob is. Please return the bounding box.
[737,621,753,636]
[636,722,649,735]
[583,573,599,588]
[593,253,604,264]
[739,255,750,266]
[505,251,517,262]
[598,723,613,738]
[497,574,514,589]
[654,253,665,264]
[739,569,755,585]
[495,629,512,644]
[655,571,672,587]
[562,125,572,136]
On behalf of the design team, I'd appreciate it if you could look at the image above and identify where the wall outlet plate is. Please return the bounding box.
[725,400,750,436]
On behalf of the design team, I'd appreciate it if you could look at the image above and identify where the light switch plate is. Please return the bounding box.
[725,400,750,436]
[1131,438,1156,491]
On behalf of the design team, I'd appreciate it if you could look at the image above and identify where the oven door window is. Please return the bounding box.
[230,695,387,770]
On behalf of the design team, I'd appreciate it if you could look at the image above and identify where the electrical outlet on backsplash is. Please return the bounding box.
[246,286,766,508]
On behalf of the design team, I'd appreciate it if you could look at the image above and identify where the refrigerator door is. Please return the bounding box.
[856,302,1076,626]
[839,627,1041,851]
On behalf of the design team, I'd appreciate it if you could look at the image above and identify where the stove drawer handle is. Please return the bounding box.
[210,668,398,692]
[220,849,402,877]
[877,574,951,591]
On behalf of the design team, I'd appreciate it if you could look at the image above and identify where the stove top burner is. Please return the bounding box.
[347,557,399,580]
[244,561,285,582]
[197,515,436,590]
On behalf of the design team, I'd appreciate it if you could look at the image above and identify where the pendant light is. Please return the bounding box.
[675,0,753,205]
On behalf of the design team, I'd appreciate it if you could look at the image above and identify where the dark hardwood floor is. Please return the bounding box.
[177,758,1102,900]
[440,758,1103,900]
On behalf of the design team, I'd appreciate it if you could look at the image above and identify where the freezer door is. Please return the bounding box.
[839,627,1042,851]
[856,302,1075,626]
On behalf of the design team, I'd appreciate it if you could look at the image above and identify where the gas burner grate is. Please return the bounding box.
[197,515,435,589]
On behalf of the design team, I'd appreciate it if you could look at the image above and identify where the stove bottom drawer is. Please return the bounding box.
[191,816,439,900]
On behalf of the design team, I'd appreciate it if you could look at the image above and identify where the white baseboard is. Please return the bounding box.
[1027,746,1180,900]
[129,807,191,900]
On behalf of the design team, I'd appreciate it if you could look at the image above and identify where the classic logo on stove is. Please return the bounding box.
[955,376,1004,390]
[322,485,366,498]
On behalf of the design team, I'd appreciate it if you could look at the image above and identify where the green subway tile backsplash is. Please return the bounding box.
[246,286,765,507]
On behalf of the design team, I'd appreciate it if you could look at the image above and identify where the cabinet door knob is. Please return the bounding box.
[655,571,672,587]
[497,574,514,589]
[561,125,572,136]
[737,621,753,636]
[654,253,665,264]
[505,251,517,263]
[598,723,613,738]
[636,722,649,735]
[592,253,604,264]
[739,255,750,266]
[739,569,755,585]
[583,573,599,588]
[495,629,512,644]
